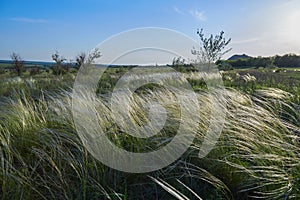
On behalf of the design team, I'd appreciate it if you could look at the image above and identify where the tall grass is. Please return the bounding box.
[0,76,299,199]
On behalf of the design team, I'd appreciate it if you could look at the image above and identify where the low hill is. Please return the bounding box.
[228,54,251,61]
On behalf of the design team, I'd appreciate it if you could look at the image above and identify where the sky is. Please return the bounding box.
[1,0,300,62]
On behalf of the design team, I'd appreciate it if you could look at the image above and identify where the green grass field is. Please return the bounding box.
[0,66,299,199]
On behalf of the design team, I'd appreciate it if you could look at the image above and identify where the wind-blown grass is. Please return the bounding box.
[0,77,299,199]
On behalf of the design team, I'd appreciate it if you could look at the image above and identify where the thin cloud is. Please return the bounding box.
[232,38,261,45]
[173,6,183,14]
[8,17,49,23]
[174,7,206,21]
[189,10,206,21]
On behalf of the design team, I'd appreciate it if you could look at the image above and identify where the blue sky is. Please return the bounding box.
[1,0,300,62]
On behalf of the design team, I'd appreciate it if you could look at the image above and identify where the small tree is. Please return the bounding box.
[191,29,231,63]
[172,56,187,66]
[52,51,66,75]
[75,48,101,68]
[87,48,101,64]
[75,52,86,69]
[10,52,24,76]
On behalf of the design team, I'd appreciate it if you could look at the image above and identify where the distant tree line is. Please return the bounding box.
[217,53,300,70]
[273,54,300,68]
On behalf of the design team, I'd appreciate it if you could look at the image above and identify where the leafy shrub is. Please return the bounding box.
[52,65,68,75]
[0,68,6,74]
[29,67,40,76]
